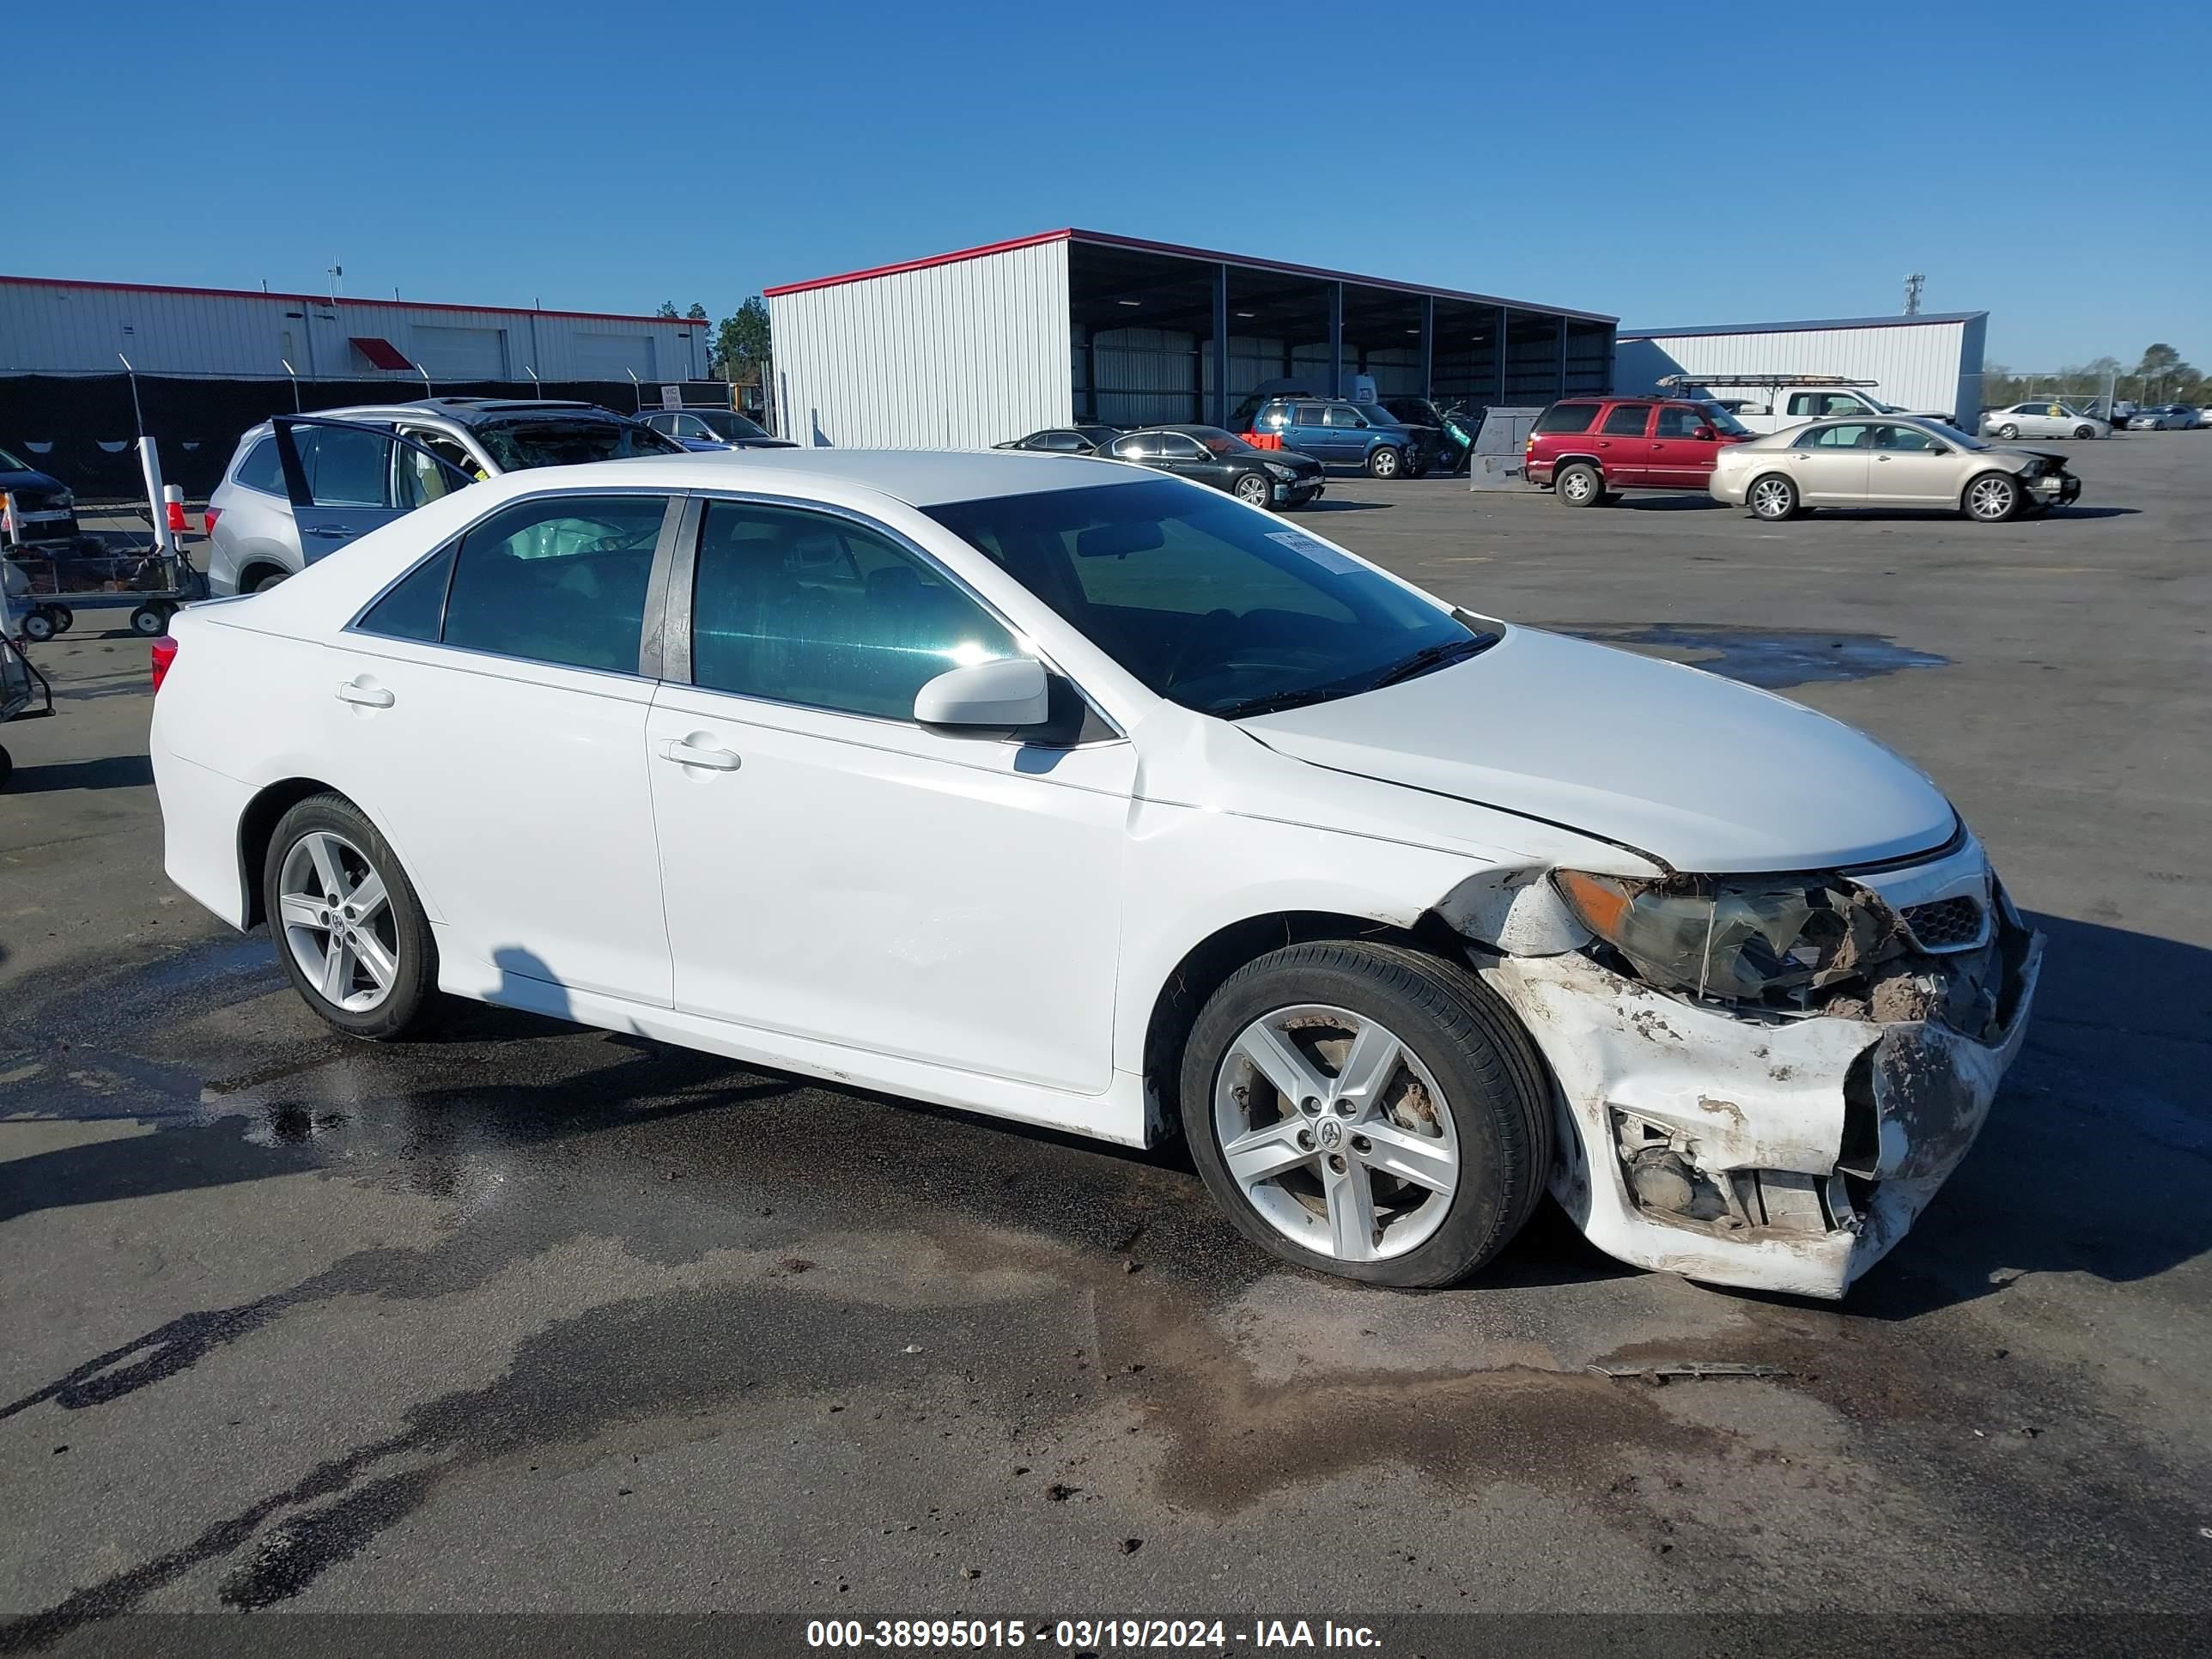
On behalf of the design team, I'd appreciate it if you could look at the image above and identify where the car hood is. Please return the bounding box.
[1237,626,1956,873]
[1982,445,2070,470]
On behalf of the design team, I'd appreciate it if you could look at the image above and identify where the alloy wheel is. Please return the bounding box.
[1967,477,2017,521]
[1212,1004,1460,1262]
[1560,470,1595,503]
[1235,474,1270,506]
[277,830,399,1012]
[1750,477,1793,520]
[1371,448,1401,479]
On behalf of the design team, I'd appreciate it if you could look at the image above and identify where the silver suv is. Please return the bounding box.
[205,398,683,595]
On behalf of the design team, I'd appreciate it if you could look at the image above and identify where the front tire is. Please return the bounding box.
[1964,472,2021,523]
[1748,473,1799,520]
[2073,425,2095,440]
[1232,471,1272,507]
[1367,446,1403,480]
[264,793,437,1039]
[21,608,57,643]
[1181,941,1552,1289]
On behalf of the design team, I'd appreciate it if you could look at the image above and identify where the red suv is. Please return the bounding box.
[1524,396,1752,506]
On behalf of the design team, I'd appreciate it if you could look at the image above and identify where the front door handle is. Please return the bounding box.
[658,737,741,772]
[336,680,393,708]
[305,525,353,536]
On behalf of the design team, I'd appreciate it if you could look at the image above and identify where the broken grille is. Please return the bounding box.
[1901,896,1986,952]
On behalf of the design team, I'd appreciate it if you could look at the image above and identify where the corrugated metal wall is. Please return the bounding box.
[0,280,708,382]
[1613,319,1981,422]
[769,240,1072,447]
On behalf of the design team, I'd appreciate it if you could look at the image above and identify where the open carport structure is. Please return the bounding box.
[764,229,1615,448]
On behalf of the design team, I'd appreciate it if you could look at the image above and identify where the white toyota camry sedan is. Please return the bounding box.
[149,448,2040,1298]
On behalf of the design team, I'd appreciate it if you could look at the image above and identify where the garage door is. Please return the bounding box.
[574,332,655,379]
[410,325,507,379]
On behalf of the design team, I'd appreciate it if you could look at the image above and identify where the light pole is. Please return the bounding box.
[117,353,144,437]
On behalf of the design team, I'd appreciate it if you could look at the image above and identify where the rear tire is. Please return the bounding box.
[1964,472,2021,523]
[51,605,73,635]
[21,608,57,644]
[1367,446,1403,480]
[1996,422,2021,441]
[1180,941,1553,1289]
[1554,462,1603,507]
[264,793,438,1040]
[130,605,166,638]
[1748,473,1799,521]
[249,569,289,594]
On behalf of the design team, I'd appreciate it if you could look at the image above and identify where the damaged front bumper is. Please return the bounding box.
[1476,902,2042,1300]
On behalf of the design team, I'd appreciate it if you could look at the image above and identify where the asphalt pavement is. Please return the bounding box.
[3,434,2209,1653]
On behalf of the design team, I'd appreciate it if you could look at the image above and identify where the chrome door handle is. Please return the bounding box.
[335,681,393,708]
[658,738,740,771]
[306,525,351,536]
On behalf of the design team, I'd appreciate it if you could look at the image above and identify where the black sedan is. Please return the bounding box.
[1103,425,1324,509]
[993,424,1125,454]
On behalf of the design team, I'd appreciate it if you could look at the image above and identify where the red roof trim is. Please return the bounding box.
[760,228,1617,324]
[763,230,1076,297]
[0,273,702,329]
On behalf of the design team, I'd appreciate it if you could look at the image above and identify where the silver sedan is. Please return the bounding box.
[1711,416,2081,524]
[2127,404,2202,430]
[1979,401,2111,441]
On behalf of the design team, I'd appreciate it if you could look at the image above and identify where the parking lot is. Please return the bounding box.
[3,434,2209,1645]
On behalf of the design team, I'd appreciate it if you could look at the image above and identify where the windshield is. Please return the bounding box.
[1698,404,1753,437]
[1918,420,1987,448]
[926,478,1491,719]
[699,410,771,441]
[0,445,32,473]
[474,416,683,470]
[1184,427,1255,456]
[1386,399,1442,426]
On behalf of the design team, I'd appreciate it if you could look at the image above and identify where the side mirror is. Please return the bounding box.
[914,657,1049,731]
[1693,426,1716,441]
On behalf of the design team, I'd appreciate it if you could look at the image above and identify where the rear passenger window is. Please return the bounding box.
[689,501,1017,720]
[1654,406,1704,439]
[234,437,285,495]
[1601,404,1651,436]
[437,495,668,672]
[1534,402,1600,434]
[356,546,455,642]
[1293,404,1327,425]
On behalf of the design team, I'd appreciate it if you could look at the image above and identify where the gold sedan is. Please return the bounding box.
[1710,416,2082,523]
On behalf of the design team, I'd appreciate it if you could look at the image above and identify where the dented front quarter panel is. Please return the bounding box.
[1477,931,2043,1299]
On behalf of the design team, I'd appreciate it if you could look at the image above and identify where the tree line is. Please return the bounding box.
[1982,343,2203,410]
[655,297,773,390]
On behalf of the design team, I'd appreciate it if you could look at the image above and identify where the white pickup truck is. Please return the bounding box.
[1660,379,1954,436]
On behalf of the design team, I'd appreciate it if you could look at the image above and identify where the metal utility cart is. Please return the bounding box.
[3,537,208,642]
[1,626,56,792]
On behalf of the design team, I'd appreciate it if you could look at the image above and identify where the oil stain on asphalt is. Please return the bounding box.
[1565,624,1951,689]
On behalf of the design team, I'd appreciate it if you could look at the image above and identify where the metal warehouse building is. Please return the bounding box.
[1613,312,1989,426]
[765,229,1616,448]
[0,275,711,385]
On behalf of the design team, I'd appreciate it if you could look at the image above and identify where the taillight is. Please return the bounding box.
[151,635,179,692]
[202,506,222,534]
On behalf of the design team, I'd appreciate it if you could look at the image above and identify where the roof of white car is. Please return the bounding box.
[555,447,1142,507]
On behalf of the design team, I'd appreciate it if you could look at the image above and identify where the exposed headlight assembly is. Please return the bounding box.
[1553,869,1898,1003]
[1264,462,1297,481]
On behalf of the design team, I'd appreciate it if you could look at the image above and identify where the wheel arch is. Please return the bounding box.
[1959,467,2021,515]
[236,779,421,929]
[235,559,292,592]
[1140,908,1471,1131]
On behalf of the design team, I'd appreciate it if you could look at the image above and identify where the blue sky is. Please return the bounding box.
[15,2,2207,369]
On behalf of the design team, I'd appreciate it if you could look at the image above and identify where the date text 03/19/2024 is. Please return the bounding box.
[805,1618,1383,1649]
